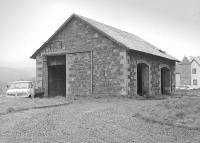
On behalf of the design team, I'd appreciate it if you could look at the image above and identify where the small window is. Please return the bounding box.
[192,68,197,74]
[55,41,62,49]
[193,79,198,85]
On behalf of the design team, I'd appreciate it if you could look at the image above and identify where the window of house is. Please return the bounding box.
[192,68,197,74]
[193,79,198,85]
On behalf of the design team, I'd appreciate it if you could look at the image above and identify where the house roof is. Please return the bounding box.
[178,56,200,65]
[30,14,178,61]
[189,56,200,66]
[176,56,200,74]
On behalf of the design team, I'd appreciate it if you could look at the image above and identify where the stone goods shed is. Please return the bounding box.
[31,14,178,97]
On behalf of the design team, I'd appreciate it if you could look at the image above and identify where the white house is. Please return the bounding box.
[176,56,200,89]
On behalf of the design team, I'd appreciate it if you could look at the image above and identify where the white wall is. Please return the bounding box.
[191,61,200,88]
[176,73,180,87]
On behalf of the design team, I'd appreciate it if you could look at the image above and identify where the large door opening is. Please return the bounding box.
[48,56,66,97]
[137,63,149,96]
[161,67,170,94]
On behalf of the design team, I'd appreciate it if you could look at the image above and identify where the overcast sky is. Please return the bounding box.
[0,0,200,68]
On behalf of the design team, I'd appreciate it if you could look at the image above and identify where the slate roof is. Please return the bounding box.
[176,56,200,74]
[189,56,200,65]
[31,14,178,61]
[178,56,200,65]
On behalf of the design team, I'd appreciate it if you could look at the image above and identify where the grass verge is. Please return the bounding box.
[137,96,200,129]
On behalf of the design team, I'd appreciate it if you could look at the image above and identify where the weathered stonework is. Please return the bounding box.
[66,52,91,97]
[35,17,127,97]
[127,52,137,96]
[92,48,126,96]
[35,55,43,88]
[42,56,48,97]
[33,15,176,98]
[127,51,176,96]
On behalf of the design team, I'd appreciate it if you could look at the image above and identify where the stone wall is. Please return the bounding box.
[92,48,126,96]
[35,54,43,89]
[127,51,176,96]
[65,48,126,97]
[35,16,176,97]
[35,17,127,97]
[66,52,91,97]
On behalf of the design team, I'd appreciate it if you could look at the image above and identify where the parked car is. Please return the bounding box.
[6,81,35,98]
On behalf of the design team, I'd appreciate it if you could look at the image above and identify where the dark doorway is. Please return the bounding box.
[48,56,66,97]
[137,63,149,96]
[161,67,170,94]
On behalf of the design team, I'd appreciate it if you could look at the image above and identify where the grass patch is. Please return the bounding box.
[137,96,200,129]
[6,107,15,113]
[134,95,168,100]
[0,96,71,116]
[175,111,186,119]
[132,112,200,130]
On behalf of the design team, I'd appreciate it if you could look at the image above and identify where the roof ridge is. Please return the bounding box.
[76,14,144,41]
[76,14,177,61]
[31,14,178,61]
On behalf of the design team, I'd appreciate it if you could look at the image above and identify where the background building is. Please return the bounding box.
[176,56,200,89]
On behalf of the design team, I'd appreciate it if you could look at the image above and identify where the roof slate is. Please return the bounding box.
[31,14,178,61]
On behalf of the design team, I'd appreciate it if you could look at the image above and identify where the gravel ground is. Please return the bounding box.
[0,98,200,143]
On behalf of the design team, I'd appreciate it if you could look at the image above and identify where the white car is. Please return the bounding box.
[6,81,34,98]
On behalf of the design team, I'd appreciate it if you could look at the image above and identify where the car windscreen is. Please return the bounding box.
[9,82,30,89]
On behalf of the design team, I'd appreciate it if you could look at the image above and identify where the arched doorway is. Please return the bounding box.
[137,63,149,96]
[161,67,171,94]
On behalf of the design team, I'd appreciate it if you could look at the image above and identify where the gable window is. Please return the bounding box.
[55,41,63,49]
[193,79,198,85]
[192,68,197,74]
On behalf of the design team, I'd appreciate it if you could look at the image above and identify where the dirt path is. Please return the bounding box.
[0,98,200,143]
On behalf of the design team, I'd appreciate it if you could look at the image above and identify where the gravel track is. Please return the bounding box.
[0,98,200,143]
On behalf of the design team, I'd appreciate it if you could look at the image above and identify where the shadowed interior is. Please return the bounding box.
[137,63,149,96]
[48,56,66,97]
[161,67,170,94]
